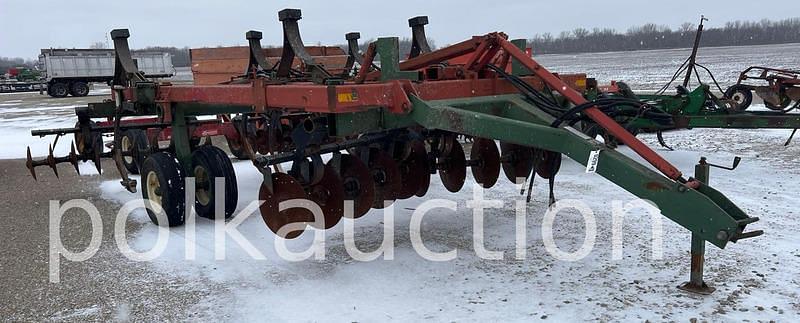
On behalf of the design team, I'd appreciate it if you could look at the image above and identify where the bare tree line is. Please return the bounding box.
[6,16,794,72]
[529,17,800,54]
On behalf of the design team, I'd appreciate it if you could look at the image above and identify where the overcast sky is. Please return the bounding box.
[2,0,799,59]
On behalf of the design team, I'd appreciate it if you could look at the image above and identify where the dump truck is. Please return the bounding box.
[38,48,175,97]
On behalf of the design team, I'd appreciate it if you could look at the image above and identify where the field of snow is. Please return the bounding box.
[2,44,799,321]
[536,42,800,91]
[0,89,110,159]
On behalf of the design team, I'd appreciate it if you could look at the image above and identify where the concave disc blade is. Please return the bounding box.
[307,163,345,229]
[369,149,402,209]
[340,154,375,218]
[259,173,309,239]
[500,142,533,184]
[413,140,431,197]
[471,138,501,189]
[397,140,427,199]
[534,149,562,179]
[438,140,466,193]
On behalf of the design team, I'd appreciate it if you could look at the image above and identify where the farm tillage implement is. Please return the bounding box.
[582,16,800,149]
[26,9,762,293]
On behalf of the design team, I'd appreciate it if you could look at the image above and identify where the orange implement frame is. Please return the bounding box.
[141,32,684,183]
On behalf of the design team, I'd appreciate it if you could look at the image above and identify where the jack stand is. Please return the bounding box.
[678,233,716,295]
[678,157,716,295]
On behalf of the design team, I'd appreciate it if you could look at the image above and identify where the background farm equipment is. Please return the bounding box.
[6,67,42,82]
[725,66,800,111]
[27,9,762,292]
[579,17,800,149]
[0,67,45,93]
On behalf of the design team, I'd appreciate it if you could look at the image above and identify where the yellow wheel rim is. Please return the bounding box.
[194,165,211,206]
[121,136,133,164]
[146,171,162,207]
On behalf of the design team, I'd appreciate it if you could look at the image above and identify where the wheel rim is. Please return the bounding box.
[731,91,746,105]
[146,171,162,207]
[194,165,211,206]
[121,136,133,164]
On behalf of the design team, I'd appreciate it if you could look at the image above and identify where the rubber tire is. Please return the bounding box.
[69,81,90,97]
[121,129,149,175]
[49,82,69,98]
[191,145,238,219]
[724,85,753,110]
[141,152,186,226]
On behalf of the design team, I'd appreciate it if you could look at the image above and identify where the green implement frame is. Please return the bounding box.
[332,93,756,249]
[595,84,800,134]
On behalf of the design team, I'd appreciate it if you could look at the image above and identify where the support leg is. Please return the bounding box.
[678,233,716,294]
[678,158,715,295]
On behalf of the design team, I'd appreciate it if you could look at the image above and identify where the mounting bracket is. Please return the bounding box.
[276,9,333,83]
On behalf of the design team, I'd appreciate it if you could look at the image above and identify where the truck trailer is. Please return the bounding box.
[38,48,175,97]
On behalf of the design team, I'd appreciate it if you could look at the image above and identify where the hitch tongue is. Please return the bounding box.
[730,216,764,242]
[731,230,764,242]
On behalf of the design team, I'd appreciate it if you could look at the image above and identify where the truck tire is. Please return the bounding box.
[141,152,186,226]
[70,81,90,97]
[191,145,238,219]
[724,85,753,111]
[49,82,69,98]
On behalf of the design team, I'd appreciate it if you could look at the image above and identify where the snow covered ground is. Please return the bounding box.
[536,42,800,92]
[0,89,110,159]
[93,124,800,321]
